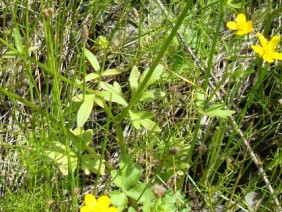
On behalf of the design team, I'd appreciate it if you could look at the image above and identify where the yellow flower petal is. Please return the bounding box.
[227,14,253,35]
[226,21,238,30]
[251,45,264,56]
[236,29,249,36]
[268,35,281,50]
[84,194,97,209]
[257,33,268,48]
[80,205,91,212]
[236,13,246,25]
[262,53,274,63]
[272,52,282,60]
[97,195,111,208]
[246,21,253,32]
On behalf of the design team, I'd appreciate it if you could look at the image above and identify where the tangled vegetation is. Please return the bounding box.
[0,0,281,211]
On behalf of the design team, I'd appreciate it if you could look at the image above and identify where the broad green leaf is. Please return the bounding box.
[139,90,165,102]
[113,81,123,96]
[98,90,128,106]
[70,128,93,146]
[45,141,77,175]
[111,157,141,190]
[129,110,160,131]
[109,191,128,212]
[128,207,137,212]
[13,28,23,53]
[77,96,95,127]
[205,103,225,112]
[204,108,236,118]
[102,69,124,76]
[140,119,161,131]
[73,94,95,102]
[139,64,164,90]
[83,47,100,71]
[99,82,128,106]
[81,154,105,175]
[129,66,140,97]
[129,110,154,121]
[125,182,155,203]
[94,96,104,108]
[85,73,99,81]
[159,191,177,212]
[198,103,236,118]
[129,110,154,129]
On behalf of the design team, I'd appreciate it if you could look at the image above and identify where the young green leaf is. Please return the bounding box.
[102,69,124,76]
[83,47,100,71]
[85,73,99,81]
[140,119,161,132]
[13,28,23,53]
[81,154,105,175]
[45,141,77,176]
[111,157,141,190]
[139,64,164,90]
[139,90,165,102]
[109,191,128,212]
[70,128,93,146]
[100,82,128,106]
[129,110,160,131]
[129,66,140,97]
[77,95,95,127]
[198,103,236,118]
[125,182,155,204]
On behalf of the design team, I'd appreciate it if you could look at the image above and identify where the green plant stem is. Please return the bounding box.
[202,0,225,92]
[187,0,225,163]
[117,0,194,122]
[264,7,282,36]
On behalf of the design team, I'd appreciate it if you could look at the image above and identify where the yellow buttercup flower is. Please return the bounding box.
[80,194,119,212]
[251,33,282,63]
[226,14,253,36]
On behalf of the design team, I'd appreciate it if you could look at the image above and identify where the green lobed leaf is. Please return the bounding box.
[109,191,128,212]
[70,128,94,147]
[83,47,100,71]
[129,110,160,131]
[129,110,152,129]
[129,110,154,121]
[111,156,141,190]
[45,141,77,176]
[81,154,105,175]
[125,182,155,204]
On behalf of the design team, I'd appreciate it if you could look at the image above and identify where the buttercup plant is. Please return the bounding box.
[0,1,281,211]
[251,33,282,63]
[80,194,119,212]
[226,13,253,36]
